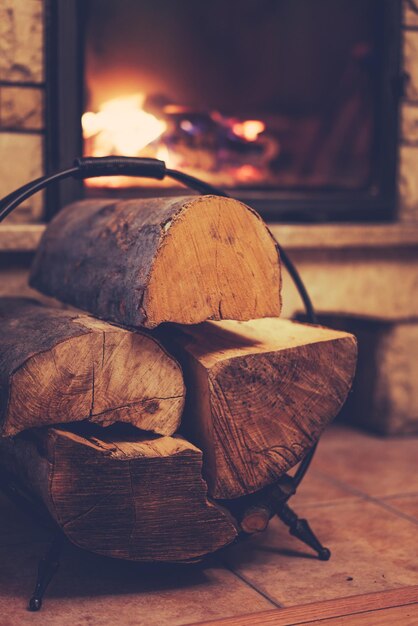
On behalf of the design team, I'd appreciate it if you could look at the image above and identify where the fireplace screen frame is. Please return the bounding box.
[44,0,401,222]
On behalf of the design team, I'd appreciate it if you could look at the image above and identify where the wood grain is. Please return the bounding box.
[158,318,357,498]
[304,604,418,625]
[0,297,185,436]
[193,586,418,626]
[0,427,238,561]
[30,195,281,328]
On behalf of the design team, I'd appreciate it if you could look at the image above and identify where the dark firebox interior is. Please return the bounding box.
[83,0,383,192]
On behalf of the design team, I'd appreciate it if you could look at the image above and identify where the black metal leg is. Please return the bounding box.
[28,533,64,611]
[275,502,331,561]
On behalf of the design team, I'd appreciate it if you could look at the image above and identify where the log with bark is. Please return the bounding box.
[0,298,185,436]
[157,318,357,499]
[0,427,238,561]
[30,195,281,328]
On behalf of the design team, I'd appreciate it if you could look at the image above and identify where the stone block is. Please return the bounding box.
[281,246,418,321]
[398,145,418,221]
[403,31,418,102]
[0,0,44,83]
[0,86,43,129]
[0,132,44,222]
[401,103,418,144]
[314,316,418,436]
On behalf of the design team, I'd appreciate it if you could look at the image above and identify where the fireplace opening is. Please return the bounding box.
[47,0,400,220]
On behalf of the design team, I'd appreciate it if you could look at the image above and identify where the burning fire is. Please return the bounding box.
[82,94,166,156]
[82,93,273,187]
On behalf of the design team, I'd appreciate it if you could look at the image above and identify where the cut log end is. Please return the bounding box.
[157,318,358,499]
[30,195,281,329]
[240,505,272,534]
[0,428,238,561]
[0,298,185,436]
[142,196,282,327]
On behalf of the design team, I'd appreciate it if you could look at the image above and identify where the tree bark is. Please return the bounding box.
[157,318,357,499]
[30,195,281,329]
[0,427,238,561]
[0,298,184,436]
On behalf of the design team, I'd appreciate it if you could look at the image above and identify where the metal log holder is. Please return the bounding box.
[0,157,330,611]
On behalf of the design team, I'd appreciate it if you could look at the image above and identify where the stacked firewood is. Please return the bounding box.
[0,195,357,562]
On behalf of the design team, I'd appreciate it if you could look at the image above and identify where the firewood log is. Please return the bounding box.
[0,428,238,561]
[30,196,281,328]
[157,318,357,499]
[0,298,184,437]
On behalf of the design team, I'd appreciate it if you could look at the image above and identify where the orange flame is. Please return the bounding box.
[232,120,265,142]
[82,94,167,156]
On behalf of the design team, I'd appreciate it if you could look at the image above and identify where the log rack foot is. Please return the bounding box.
[275,502,331,561]
[28,533,64,612]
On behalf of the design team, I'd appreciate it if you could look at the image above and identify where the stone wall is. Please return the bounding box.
[0,0,44,223]
[399,0,418,220]
[0,0,415,224]
[312,315,418,436]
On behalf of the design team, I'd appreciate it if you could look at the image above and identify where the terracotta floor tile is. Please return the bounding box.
[0,541,273,626]
[311,426,418,498]
[290,468,360,509]
[0,427,417,624]
[222,498,418,607]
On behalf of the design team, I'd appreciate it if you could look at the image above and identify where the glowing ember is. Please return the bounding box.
[82,94,167,156]
[82,96,273,188]
[232,120,265,142]
[236,164,262,183]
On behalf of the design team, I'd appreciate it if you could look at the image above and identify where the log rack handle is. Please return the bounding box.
[0,157,317,325]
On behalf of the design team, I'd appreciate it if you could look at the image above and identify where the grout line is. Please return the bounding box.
[314,471,418,526]
[0,80,45,88]
[215,466,418,607]
[217,557,282,609]
[380,491,418,500]
[293,496,364,511]
[0,127,45,135]
[313,470,384,500]
[367,499,418,527]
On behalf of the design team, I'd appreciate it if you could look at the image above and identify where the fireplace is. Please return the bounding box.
[46,0,401,220]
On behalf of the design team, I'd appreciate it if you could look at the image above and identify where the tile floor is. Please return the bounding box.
[0,425,417,625]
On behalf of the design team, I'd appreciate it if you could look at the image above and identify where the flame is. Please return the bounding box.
[82,96,271,188]
[82,94,167,156]
[232,119,265,142]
